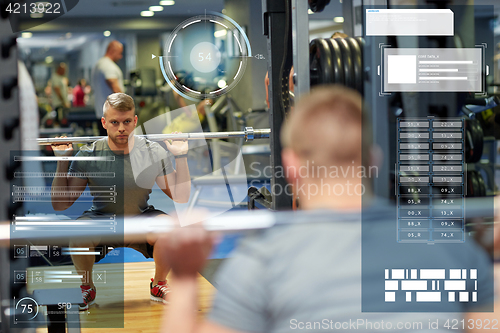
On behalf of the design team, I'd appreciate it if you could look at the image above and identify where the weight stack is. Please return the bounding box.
[310,37,364,95]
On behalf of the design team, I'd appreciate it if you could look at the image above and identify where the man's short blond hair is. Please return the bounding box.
[281,85,366,167]
[102,93,135,118]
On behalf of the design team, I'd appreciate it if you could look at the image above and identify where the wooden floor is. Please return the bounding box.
[28,262,217,333]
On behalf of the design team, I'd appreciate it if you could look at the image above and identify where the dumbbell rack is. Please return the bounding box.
[397,118,465,243]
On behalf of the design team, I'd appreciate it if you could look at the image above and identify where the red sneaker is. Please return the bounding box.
[150,278,170,304]
[79,285,96,311]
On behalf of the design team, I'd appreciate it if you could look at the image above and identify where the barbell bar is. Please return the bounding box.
[1,197,496,245]
[35,127,270,145]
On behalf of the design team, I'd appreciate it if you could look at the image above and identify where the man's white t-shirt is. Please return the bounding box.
[91,56,124,118]
[51,72,68,108]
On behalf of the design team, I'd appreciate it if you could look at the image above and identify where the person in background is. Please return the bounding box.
[331,31,348,38]
[51,62,70,120]
[44,79,53,106]
[91,40,125,118]
[73,78,87,107]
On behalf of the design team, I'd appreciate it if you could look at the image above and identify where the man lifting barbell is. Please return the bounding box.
[157,85,494,333]
[50,92,191,310]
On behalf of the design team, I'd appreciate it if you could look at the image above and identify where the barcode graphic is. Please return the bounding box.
[384,268,477,303]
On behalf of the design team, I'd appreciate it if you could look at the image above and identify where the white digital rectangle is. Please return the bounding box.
[420,269,445,280]
[30,246,47,251]
[473,292,477,302]
[385,292,396,302]
[384,48,482,93]
[444,280,466,291]
[401,281,428,290]
[385,269,389,279]
[449,269,461,279]
[416,292,441,302]
[449,292,455,302]
[470,269,477,280]
[366,9,454,36]
[419,60,473,64]
[459,292,469,302]
[411,269,417,279]
[385,281,398,290]
[419,69,459,72]
[418,77,467,81]
[388,55,417,84]
[462,269,467,279]
[406,292,411,302]
[392,269,405,279]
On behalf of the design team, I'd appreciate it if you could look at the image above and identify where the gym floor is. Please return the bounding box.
[29,262,216,332]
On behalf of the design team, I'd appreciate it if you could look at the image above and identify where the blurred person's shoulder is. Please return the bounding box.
[236,208,373,260]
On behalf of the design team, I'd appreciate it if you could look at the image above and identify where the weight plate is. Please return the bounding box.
[470,120,484,163]
[471,171,480,197]
[466,171,475,197]
[355,37,365,48]
[475,171,486,197]
[308,0,331,13]
[345,37,363,94]
[310,39,335,86]
[335,38,354,89]
[465,119,473,163]
[325,38,344,85]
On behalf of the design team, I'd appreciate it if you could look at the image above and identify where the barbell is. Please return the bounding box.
[35,127,270,145]
[1,198,495,245]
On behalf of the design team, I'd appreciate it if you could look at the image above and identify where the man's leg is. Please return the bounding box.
[147,220,171,286]
[143,210,172,303]
[69,238,99,289]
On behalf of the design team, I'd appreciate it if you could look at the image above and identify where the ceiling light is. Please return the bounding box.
[103,30,111,37]
[141,10,154,17]
[45,56,53,64]
[217,80,227,88]
[159,0,175,5]
[149,5,163,11]
[333,16,344,23]
[21,32,32,38]
[214,30,227,38]
[308,9,314,14]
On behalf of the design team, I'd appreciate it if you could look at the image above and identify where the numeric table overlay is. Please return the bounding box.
[397,118,465,243]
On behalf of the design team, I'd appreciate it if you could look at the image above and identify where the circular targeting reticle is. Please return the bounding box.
[161,13,251,101]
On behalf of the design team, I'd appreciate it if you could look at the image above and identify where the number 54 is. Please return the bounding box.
[199,53,211,61]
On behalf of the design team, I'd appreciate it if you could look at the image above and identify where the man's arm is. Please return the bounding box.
[157,225,243,333]
[157,136,191,203]
[106,78,123,93]
[161,276,241,333]
[51,162,87,210]
[156,157,191,203]
[50,141,87,210]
